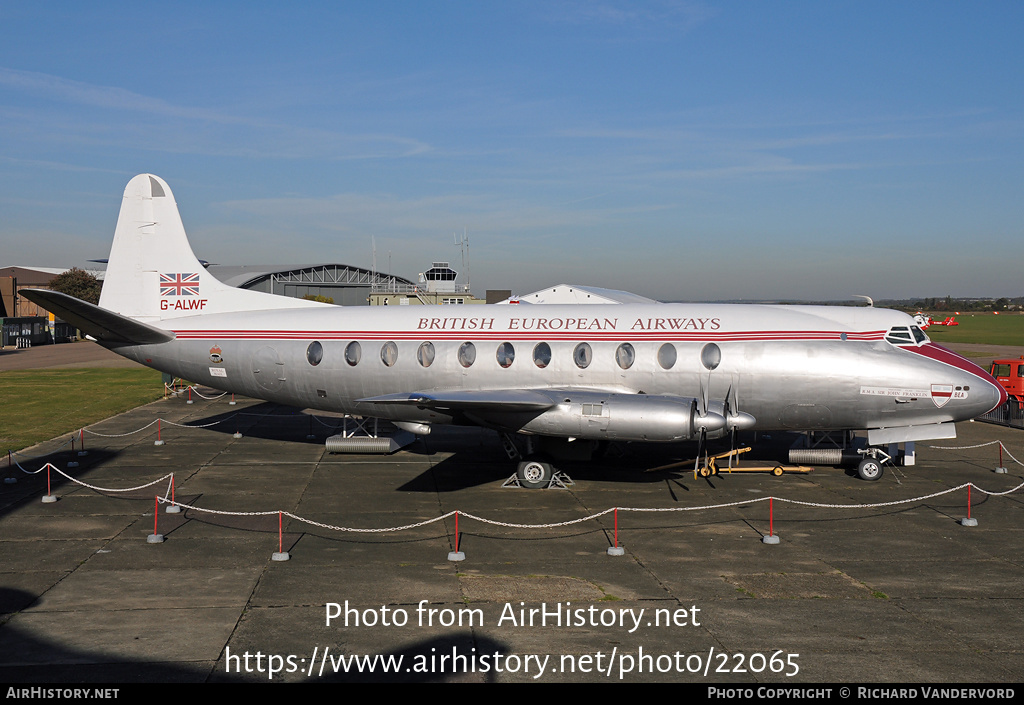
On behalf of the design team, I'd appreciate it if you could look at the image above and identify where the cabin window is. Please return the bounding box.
[344,341,361,366]
[417,341,435,368]
[458,342,476,368]
[700,342,721,371]
[658,343,677,370]
[615,343,635,370]
[573,342,592,369]
[496,342,515,368]
[533,342,551,368]
[306,341,323,367]
[380,341,398,367]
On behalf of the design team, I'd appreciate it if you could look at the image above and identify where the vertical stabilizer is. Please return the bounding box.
[98,174,324,321]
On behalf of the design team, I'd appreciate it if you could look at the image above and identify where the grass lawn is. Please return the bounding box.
[0,368,165,453]
[922,313,1024,347]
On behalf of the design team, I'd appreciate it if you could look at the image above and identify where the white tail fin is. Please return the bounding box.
[99,174,324,321]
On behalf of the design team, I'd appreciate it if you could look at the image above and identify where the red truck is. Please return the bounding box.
[990,357,1024,406]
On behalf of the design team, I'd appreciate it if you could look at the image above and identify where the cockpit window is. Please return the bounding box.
[886,325,928,346]
[885,327,913,344]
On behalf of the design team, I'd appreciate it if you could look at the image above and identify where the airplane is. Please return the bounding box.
[23,174,1007,487]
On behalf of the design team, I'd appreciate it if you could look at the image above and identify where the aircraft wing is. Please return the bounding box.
[358,389,558,412]
[20,289,176,345]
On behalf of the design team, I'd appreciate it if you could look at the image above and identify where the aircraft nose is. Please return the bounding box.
[969,368,1007,415]
[938,346,1007,416]
[913,344,1006,417]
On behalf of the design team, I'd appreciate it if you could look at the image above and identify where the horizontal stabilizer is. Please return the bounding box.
[20,289,175,345]
[359,389,558,412]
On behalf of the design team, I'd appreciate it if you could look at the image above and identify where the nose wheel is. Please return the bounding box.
[856,448,891,481]
[856,457,884,481]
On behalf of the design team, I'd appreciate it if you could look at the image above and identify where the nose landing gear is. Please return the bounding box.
[856,447,892,481]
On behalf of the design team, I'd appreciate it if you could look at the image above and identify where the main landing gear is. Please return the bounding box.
[506,456,573,489]
[500,433,574,489]
[516,458,554,489]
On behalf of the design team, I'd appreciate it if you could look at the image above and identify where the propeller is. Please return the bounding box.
[724,381,737,469]
[692,344,754,475]
[692,375,725,474]
[721,378,756,469]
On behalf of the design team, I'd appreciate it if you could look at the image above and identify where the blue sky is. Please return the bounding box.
[1,1,1021,301]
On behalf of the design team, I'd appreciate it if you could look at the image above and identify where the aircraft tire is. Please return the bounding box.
[857,457,884,481]
[772,466,784,477]
[517,459,553,489]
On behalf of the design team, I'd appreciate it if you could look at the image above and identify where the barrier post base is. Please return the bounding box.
[447,551,465,561]
[147,534,164,543]
[607,546,625,556]
[42,495,57,503]
[762,535,781,544]
[960,517,978,527]
[272,552,290,562]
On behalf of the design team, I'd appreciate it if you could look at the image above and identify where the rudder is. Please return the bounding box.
[98,174,323,321]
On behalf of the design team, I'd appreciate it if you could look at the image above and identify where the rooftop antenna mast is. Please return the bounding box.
[455,228,470,294]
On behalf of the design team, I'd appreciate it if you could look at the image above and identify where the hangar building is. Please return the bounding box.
[206,264,416,307]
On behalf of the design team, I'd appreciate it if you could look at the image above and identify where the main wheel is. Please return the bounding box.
[857,457,884,481]
[517,459,553,489]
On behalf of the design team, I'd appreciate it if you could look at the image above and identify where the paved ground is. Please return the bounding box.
[0,341,143,371]
[0,388,1022,684]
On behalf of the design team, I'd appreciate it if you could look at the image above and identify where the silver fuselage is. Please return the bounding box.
[112,301,1004,441]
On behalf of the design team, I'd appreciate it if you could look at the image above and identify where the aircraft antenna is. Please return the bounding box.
[852,295,874,307]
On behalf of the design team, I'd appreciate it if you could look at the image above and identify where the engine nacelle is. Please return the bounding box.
[518,392,727,442]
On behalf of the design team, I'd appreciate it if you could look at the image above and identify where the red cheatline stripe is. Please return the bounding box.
[901,343,1008,406]
[172,329,887,342]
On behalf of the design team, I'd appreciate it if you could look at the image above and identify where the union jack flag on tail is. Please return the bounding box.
[160,272,200,296]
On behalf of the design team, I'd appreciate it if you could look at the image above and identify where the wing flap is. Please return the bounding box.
[20,289,175,345]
